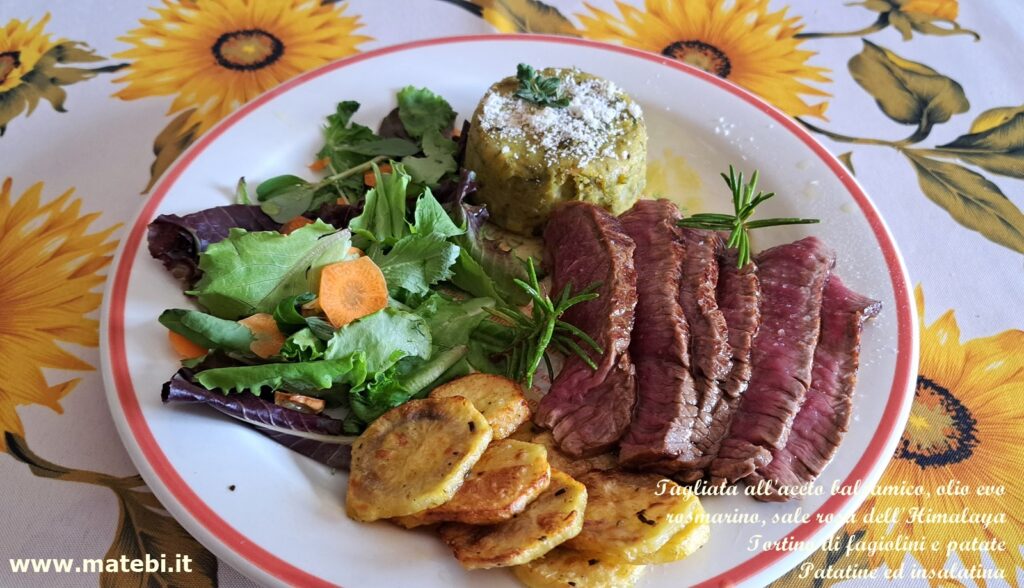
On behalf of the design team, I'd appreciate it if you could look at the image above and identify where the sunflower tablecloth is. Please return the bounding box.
[1,0,1022,586]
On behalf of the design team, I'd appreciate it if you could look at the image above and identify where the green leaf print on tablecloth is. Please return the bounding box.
[6,434,218,586]
[797,0,978,41]
[0,14,126,136]
[848,40,968,140]
[802,41,1024,255]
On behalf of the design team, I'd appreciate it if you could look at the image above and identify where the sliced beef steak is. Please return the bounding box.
[749,275,881,501]
[710,236,835,483]
[675,228,731,451]
[617,200,699,467]
[671,249,761,482]
[535,202,638,457]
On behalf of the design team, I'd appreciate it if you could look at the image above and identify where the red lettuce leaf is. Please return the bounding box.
[147,204,280,286]
[162,371,353,469]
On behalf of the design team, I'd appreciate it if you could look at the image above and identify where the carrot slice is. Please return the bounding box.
[319,256,389,327]
[309,157,330,172]
[238,313,286,359]
[348,246,364,257]
[364,163,393,187]
[168,330,207,360]
[281,216,314,235]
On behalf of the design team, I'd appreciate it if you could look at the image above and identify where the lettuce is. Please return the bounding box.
[195,355,367,397]
[189,221,351,319]
[162,372,354,469]
[158,309,254,354]
[147,204,280,286]
[443,170,531,305]
[345,346,467,433]
[350,164,463,297]
[402,128,458,186]
[280,328,325,362]
[396,86,456,140]
[412,293,493,352]
[324,308,431,373]
[369,233,459,297]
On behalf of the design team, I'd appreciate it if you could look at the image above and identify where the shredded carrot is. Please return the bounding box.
[168,330,206,360]
[336,195,349,205]
[319,256,389,327]
[364,163,393,187]
[280,216,314,235]
[238,313,285,359]
[309,157,330,172]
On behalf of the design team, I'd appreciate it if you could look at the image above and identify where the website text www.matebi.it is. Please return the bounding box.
[9,554,192,574]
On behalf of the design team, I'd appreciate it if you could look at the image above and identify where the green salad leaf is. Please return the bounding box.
[272,292,315,331]
[158,309,254,354]
[344,346,467,433]
[195,355,368,397]
[370,234,459,296]
[397,86,456,139]
[324,308,431,373]
[413,189,463,239]
[189,221,351,319]
[348,163,411,246]
[349,164,463,297]
[412,293,493,352]
[280,328,325,362]
[317,101,378,171]
[402,129,458,186]
[338,137,419,157]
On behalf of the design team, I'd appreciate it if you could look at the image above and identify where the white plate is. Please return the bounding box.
[101,35,919,588]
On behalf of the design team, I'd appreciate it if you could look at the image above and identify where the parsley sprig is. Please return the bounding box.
[486,258,602,387]
[678,166,820,268]
[514,63,571,108]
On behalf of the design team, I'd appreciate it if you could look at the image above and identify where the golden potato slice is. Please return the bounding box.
[346,397,492,522]
[531,432,617,478]
[566,472,698,563]
[513,548,647,588]
[439,469,587,569]
[430,374,531,439]
[632,500,709,564]
[507,420,542,442]
[393,439,551,527]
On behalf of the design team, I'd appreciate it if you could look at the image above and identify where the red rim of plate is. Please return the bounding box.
[106,34,916,588]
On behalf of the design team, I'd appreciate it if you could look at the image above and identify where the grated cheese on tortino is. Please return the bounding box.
[478,70,643,166]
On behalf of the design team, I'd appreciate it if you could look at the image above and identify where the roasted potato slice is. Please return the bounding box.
[439,469,586,569]
[393,439,551,527]
[512,548,647,588]
[566,472,698,563]
[430,374,531,439]
[531,432,617,478]
[346,397,492,522]
[507,420,543,442]
[632,500,709,564]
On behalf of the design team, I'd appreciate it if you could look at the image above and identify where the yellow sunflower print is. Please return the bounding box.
[114,0,372,189]
[0,13,125,135]
[575,0,830,119]
[850,285,1024,581]
[0,179,119,450]
[902,0,959,20]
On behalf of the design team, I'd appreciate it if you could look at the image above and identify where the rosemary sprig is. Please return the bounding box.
[485,258,603,388]
[678,166,819,268]
[514,63,571,108]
